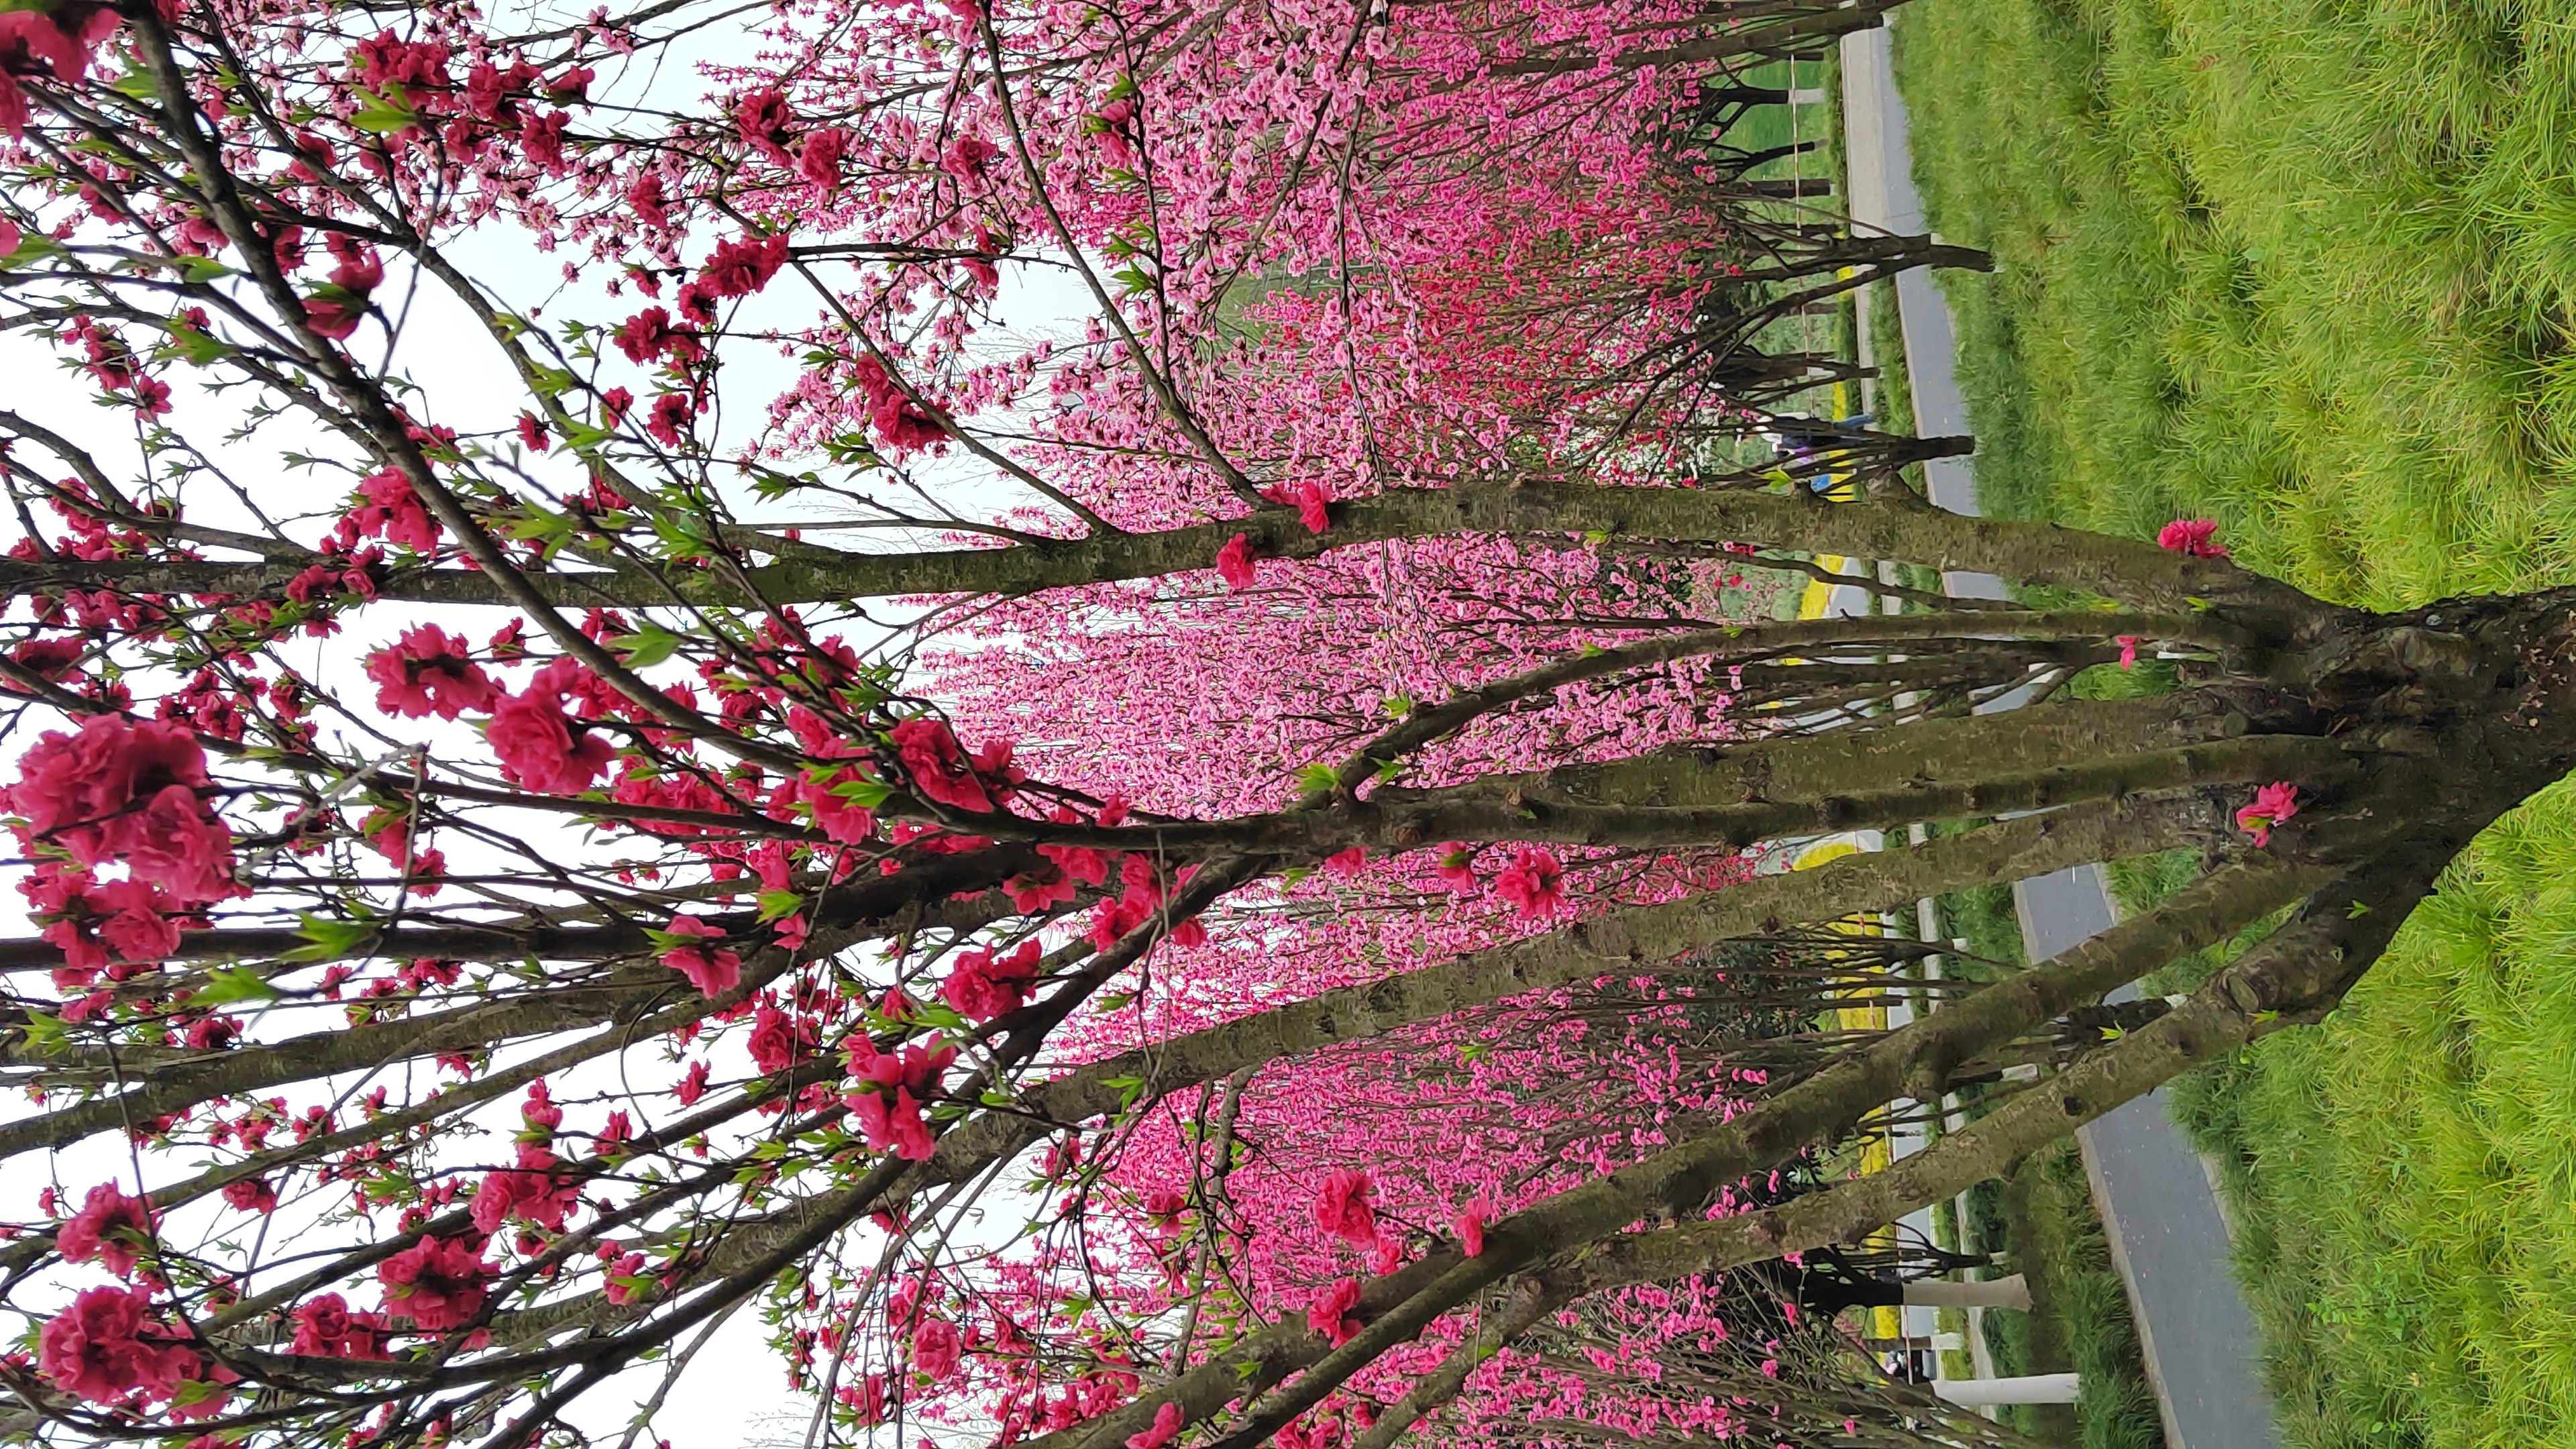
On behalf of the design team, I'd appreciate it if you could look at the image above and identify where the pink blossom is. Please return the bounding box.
[1311,1169,1376,1244]
[746,1002,803,1074]
[121,786,236,904]
[345,468,441,553]
[2116,635,2140,670]
[733,88,796,161]
[1433,843,1480,894]
[1262,479,1332,533]
[2235,782,2300,848]
[848,1038,955,1096]
[7,715,233,902]
[850,355,948,451]
[602,1250,649,1305]
[1215,533,1256,590]
[1491,845,1566,919]
[940,134,999,181]
[2156,518,2228,558]
[646,391,695,447]
[486,661,616,795]
[846,1038,953,1159]
[470,1154,576,1235]
[1306,1277,1362,1346]
[0,9,115,89]
[698,233,790,299]
[1453,1203,1487,1257]
[365,624,497,719]
[304,294,367,341]
[40,1286,197,1404]
[659,915,742,996]
[850,1085,928,1152]
[56,1183,154,1277]
[1126,1402,1184,1449]
[891,717,1007,811]
[943,941,1042,1021]
[1006,867,1079,912]
[801,765,879,844]
[627,172,671,230]
[911,1318,963,1381]
[325,233,384,294]
[376,1235,492,1330]
[1038,843,1111,886]
[799,127,851,191]
[613,307,702,366]
[290,1293,391,1360]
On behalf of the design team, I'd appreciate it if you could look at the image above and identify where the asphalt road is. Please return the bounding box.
[1839,26,2283,1448]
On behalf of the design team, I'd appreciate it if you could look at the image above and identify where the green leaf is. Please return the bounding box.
[614,623,683,669]
[500,505,575,545]
[176,255,233,284]
[165,323,231,366]
[347,89,419,133]
[168,1377,228,1408]
[196,966,281,1006]
[282,913,378,963]
[649,513,710,556]
[822,433,881,470]
[2346,900,2371,918]
[755,890,804,922]
[1294,761,1339,794]
[19,1012,68,1053]
[109,70,161,102]
[0,231,62,270]
[829,777,893,808]
[349,105,415,133]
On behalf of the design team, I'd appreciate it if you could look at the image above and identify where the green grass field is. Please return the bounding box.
[1896,1,2576,1444]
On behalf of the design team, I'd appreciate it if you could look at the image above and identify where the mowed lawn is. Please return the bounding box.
[1895,2,2576,1446]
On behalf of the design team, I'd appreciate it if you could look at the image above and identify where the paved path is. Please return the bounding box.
[1838,25,2282,1449]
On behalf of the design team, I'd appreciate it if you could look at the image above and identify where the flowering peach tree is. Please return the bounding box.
[0,0,2567,1447]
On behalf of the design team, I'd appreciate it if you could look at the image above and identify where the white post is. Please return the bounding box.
[1902,1274,2033,1311]
[1933,1373,2080,1407]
